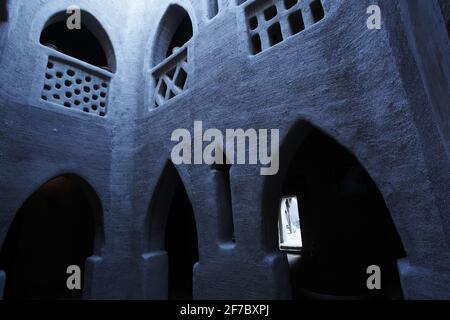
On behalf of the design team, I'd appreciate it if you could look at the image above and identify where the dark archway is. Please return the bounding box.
[146,162,199,300]
[0,175,103,300]
[277,128,406,300]
[40,11,116,71]
[153,5,193,65]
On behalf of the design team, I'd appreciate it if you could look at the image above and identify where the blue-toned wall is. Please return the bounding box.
[0,0,449,300]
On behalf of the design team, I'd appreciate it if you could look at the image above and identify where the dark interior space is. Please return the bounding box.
[438,0,450,37]
[211,160,235,245]
[165,173,199,300]
[0,175,97,300]
[0,0,7,21]
[40,21,109,70]
[166,15,193,58]
[310,0,325,23]
[281,129,406,300]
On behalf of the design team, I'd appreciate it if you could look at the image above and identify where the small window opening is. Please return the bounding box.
[207,0,219,19]
[284,0,298,10]
[278,196,303,252]
[288,10,305,35]
[249,16,258,30]
[212,157,235,245]
[268,22,283,46]
[264,5,278,21]
[310,0,325,23]
[250,34,262,54]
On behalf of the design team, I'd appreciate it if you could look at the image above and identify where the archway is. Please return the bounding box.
[276,127,406,300]
[153,4,193,65]
[0,175,103,300]
[40,10,116,71]
[146,162,199,300]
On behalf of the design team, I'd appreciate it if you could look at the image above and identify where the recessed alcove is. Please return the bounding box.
[146,162,199,300]
[278,128,406,300]
[0,175,104,300]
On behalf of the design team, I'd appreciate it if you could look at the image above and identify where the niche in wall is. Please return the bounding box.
[211,159,235,246]
[0,175,104,300]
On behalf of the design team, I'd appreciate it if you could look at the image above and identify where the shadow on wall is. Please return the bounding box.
[145,162,199,300]
[438,0,450,36]
[0,175,104,300]
[269,125,406,300]
[0,0,7,22]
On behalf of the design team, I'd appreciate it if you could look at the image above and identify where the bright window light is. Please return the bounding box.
[278,196,303,251]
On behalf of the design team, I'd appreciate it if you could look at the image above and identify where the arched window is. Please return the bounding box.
[144,162,199,299]
[40,11,115,71]
[39,11,114,117]
[0,175,104,300]
[275,128,406,300]
[152,5,193,107]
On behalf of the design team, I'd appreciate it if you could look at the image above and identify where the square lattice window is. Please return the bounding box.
[245,0,325,55]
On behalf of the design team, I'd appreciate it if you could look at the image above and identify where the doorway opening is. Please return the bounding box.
[0,175,102,300]
[279,128,406,300]
[147,162,199,300]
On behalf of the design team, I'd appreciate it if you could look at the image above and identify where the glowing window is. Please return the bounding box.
[278,196,302,251]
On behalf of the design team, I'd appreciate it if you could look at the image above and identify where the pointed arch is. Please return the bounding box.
[262,122,406,300]
[0,174,104,300]
[152,4,193,66]
[40,10,116,72]
[144,161,199,300]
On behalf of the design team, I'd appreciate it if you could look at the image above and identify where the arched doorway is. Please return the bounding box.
[0,175,103,300]
[146,162,199,300]
[277,128,406,300]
